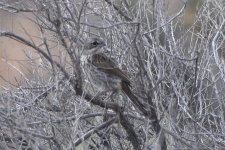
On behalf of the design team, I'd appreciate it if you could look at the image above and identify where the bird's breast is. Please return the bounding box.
[86,64,121,90]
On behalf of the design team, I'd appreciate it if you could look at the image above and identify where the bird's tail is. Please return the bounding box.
[121,82,149,116]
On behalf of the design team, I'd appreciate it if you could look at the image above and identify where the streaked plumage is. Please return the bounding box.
[82,38,146,113]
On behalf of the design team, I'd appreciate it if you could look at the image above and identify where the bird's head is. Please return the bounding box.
[82,38,106,55]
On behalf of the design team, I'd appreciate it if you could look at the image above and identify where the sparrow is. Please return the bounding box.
[82,38,147,114]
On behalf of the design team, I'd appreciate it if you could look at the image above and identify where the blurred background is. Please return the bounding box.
[0,0,199,85]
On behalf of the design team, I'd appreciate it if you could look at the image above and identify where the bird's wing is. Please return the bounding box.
[90,53,130,84]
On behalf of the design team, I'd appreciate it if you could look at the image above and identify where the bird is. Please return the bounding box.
[81,37,147,114]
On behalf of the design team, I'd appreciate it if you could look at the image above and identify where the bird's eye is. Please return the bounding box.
[92,41,98,46]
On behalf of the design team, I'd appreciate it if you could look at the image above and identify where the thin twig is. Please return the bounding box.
[74,117,117,146]
[143,3,186,35]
